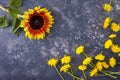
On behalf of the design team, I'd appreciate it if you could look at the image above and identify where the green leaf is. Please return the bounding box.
[8,7,21,18]
[9,0,22,8]
[0,15,9,28]
[13,18,22,36]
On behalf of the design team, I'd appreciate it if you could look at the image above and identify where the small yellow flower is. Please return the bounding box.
[60,64,71,73]
[83,57,92,65]
[95,53,105,61]
[109,34,117,39]
[103,17,112,29]
[103,3,112,12]
[48,58,58,67]
[109,57,116,68]
[76,45,84,55]
[61,55,71,64]
[102,61,109,69]
[104,39,113,49]
[96,62,103,71]
[111,44,120,53]
[78,65,87,71]
[111,23,120,32]
[90,68,98,77]
[118,53,120,56]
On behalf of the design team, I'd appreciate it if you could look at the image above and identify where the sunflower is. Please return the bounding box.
[21,6,54,40]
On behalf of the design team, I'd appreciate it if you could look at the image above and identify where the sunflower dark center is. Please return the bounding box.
[30,15,44,30]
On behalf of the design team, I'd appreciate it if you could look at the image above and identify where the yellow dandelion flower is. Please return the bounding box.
[96,62,103,71]
[102,61,109,69]
[78,65,87,71]
[83,57,92,65]
[95,53,105,61]
[111,44,120,53]
[21,6,54,40]
[76,45,84,55]
[118,53,120,56]
[61,55,71,64]
[48,58,58,67]
[104,39,113,49]
[90,68,98,77]
[111,23,120,32]
[103,3,112,12]
[103,17,112,29]
[60,64,71,73]
[109,57,116,68]
[109,34,117,39]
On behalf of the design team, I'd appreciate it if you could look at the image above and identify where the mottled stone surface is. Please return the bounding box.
[0,0,120,80]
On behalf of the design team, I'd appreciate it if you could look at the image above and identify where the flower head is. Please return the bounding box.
[96,62,103,71]
[102,61,109,69]
[61,55,71,64]
[104,39,113,49]
[95,53,105,61]
[21,6,54,40]
[111,44,120,53]
[111,23,120,32]
[76,45,84,55]
[90,68,98,77]
[109,34,117,39]
[103,17,112,29]
[103,3,112,12]
[78,65,87,71]
[83,57,92,65]
[109,57,116,68]
[48,58,58,67]
[60,64,71,73]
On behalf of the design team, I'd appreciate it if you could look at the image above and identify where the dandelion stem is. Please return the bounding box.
[104,71,120,75]
[83,71,87,80]
[117,62,120,65]
[83,52,88,58]
[102,72,117,79]
[55,66,65,80]
[0,4,23,18]
[68,72,84,80]
[70,68,75,80]
[110,0,112,4]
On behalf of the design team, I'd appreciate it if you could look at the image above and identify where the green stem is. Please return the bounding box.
[0,4,23,18]
[55,66,65,80]
[70,68,75,80]
[88,63,94,68]
[102,72,117,79]
[105,71,120,75]
[13,25,21,33]
[68,72,84,80]
[117,62,120,65]
[83,71,87,80]
[83,52,88,58]
[110,0,112,4]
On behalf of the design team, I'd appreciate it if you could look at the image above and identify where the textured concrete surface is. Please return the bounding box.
[0,0,120,80]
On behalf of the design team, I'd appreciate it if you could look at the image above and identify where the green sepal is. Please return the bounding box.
[9,0,22,8]
[0,15,9,28]
[13,18,22,36]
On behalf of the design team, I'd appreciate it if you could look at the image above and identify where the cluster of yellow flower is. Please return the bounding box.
[48,45,120,80]
[103,0,120,56]
[47,0,120,80]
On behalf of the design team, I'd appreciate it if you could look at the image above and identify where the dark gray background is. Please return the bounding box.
[0,0,120,80]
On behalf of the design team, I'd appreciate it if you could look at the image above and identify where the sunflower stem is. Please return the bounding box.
[68,72,84,80]
[55,66,65,80]
[82,71,87,80]
[0,4,23,18]
[13,25,21,34]
[102,72,117,79]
